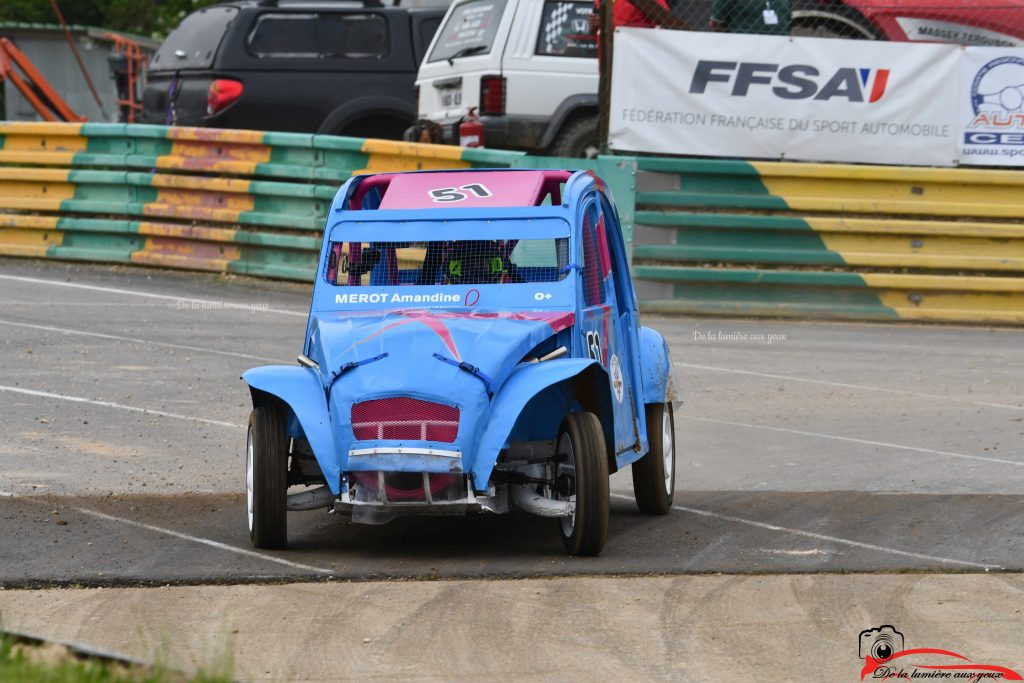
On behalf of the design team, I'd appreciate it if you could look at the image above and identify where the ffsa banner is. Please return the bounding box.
[960,47,1024,166]
[609,29,960,166]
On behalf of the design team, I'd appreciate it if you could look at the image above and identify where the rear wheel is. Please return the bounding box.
[632,402,675,514]
[549,114,600,159]
[247,406,288,549]
[555,411,609,556]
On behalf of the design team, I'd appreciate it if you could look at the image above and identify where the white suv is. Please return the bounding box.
[414,0,599,156]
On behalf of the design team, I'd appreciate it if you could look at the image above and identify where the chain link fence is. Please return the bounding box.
[668,1,1024,46]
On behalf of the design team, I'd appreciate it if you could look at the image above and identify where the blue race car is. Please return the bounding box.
[242,169,677,556]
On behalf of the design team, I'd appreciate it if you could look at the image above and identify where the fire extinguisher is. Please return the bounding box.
[459,107,484,148]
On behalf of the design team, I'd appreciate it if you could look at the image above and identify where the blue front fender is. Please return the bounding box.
[242,366,342,495]
[471,358,602,492]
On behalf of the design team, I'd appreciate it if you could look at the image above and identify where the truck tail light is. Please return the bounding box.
[207,79,243,115]
[479,75,505,116]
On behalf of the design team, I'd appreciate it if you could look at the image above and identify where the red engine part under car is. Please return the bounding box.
[352,472,460,501]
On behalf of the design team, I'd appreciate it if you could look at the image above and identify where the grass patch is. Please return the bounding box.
[0,633,232,683]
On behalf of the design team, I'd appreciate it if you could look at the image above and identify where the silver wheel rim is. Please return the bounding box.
[662,407,674,497]
[246,425,254,533]
[556,432,576,537]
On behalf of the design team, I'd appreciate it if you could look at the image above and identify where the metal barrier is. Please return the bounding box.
[632,157,1024,324]
[0,122,539,281]
[2,122,1021,324]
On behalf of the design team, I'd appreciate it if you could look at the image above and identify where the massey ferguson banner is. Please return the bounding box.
[609,29,961,166]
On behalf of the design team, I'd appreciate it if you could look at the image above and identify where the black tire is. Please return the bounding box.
[790,2,881,40]
[549,114,599,159]
[247,406,288,549]
[632,403,675,515]
[555,411,609,556]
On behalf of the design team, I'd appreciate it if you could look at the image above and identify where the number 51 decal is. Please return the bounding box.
[429,183,492,203]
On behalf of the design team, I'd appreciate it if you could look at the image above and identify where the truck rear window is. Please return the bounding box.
[247,12,390,59]
[536,1,597,58]
[151,6,238,71]
[428,0,507,63]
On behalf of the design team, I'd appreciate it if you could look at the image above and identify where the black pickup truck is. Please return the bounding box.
[142,0,444,138]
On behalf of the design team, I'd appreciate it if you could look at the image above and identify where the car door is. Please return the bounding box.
[578,194,639,455]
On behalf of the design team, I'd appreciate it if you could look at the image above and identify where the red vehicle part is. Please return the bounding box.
[459,106,484,148]
[207,79,245,115]
[793,0,1024,43]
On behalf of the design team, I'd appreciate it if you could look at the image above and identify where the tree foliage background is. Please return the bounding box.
[0,0,220,38]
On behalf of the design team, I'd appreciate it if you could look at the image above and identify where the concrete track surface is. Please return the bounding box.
[1,257,1022,680]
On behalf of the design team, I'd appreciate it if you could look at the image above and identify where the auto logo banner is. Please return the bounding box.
[609,29,961,166]
[960,47,1024,166]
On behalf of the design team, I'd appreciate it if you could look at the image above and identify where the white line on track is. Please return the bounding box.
[0,274,305,317]
[74,507,333,575]
[682,415,1023,467]
[609,493,999,570]
[0,491,332,575]
[0,302,168,307]
[674,362,1024,412]
[0,319,286,364]
[0,385,243,429]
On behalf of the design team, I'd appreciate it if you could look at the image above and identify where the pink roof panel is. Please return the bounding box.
[377,171,548,210]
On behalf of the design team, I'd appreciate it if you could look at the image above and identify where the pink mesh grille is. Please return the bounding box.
[352,397,459,443]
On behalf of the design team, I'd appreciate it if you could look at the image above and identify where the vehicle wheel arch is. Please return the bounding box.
[511,362,616,472]
[316,96,416,139]
[470,359,616,491]
[539,94,600,151]
[242,366,341,493]
[638,325,675,405]
[790,2,882,39]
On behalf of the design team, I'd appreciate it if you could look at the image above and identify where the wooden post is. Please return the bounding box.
[597,0,613,153]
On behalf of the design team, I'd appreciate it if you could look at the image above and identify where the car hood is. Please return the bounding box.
[309,308,575,403]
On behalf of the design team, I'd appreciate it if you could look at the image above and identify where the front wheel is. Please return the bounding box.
[631,403,675,514]
[555,411,609,556]
[247,406,288,549]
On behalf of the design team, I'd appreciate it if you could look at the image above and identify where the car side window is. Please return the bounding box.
[247,13,320,58]
[535,1,597,58]
[320,13,390,59]
[581,201,606,307]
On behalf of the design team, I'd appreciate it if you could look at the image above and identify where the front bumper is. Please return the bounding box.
[335,472,509,524]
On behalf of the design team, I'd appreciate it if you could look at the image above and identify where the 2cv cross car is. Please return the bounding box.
[242,169,677,556]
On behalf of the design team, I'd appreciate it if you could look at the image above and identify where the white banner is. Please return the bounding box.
[609,29,961,166]
[959,47,1024,167]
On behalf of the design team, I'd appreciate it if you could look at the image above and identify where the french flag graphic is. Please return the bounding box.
[859,68,891,103]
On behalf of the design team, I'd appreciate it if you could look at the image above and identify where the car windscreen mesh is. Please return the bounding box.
[326,238,570,286]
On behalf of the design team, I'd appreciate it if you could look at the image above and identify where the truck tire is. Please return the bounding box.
[247,406,288,549]
[555,411,609,556]
[549,114,599,158]
[790,1,881,39]
[632,402,675,515]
